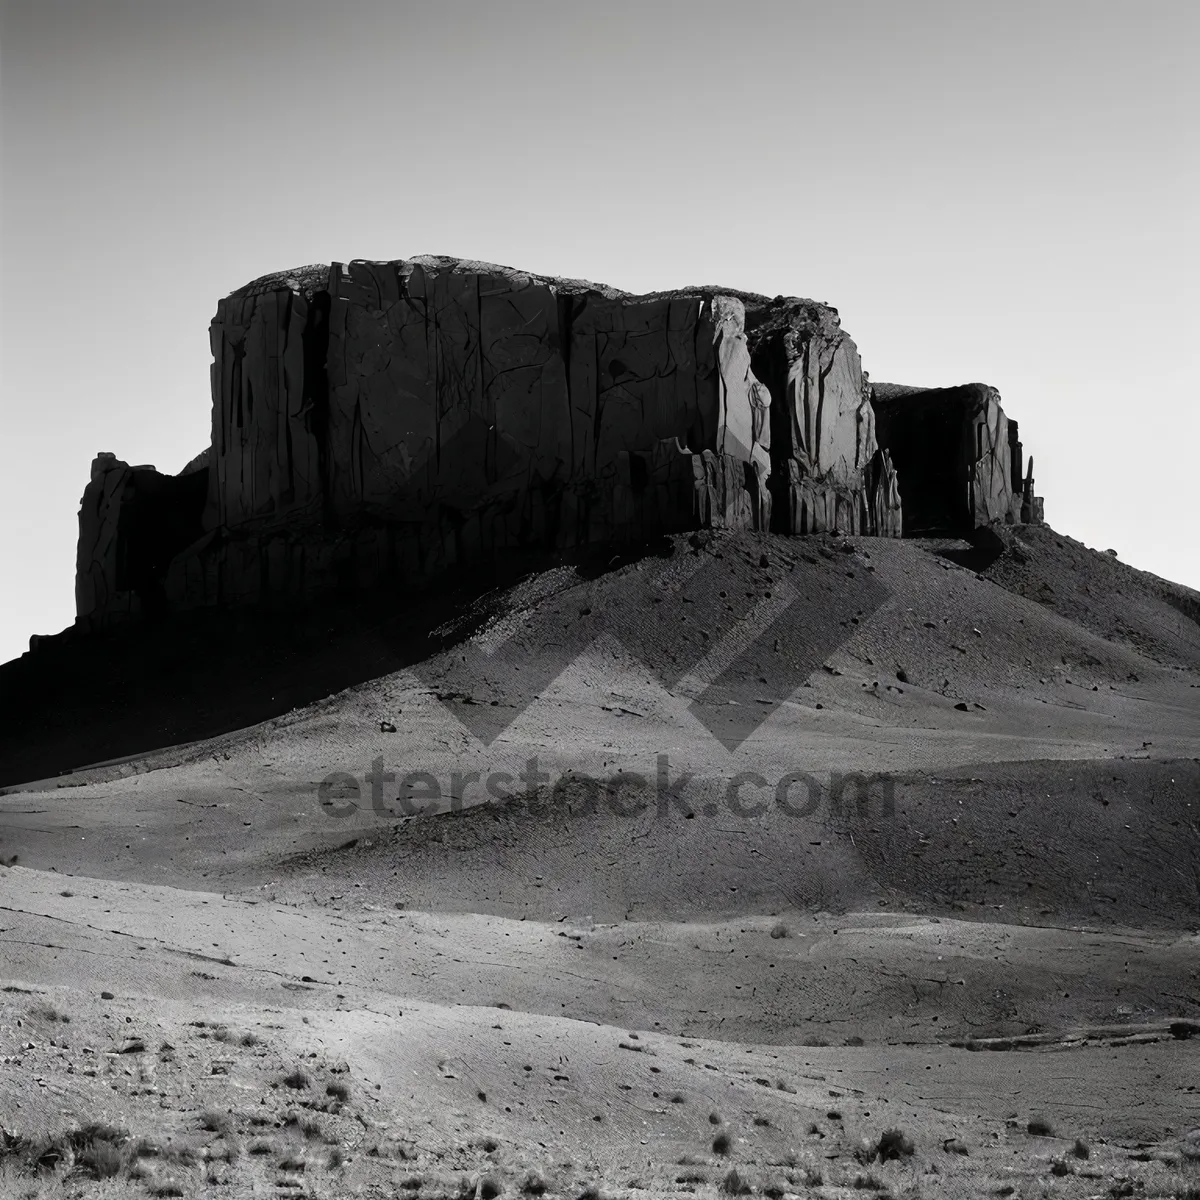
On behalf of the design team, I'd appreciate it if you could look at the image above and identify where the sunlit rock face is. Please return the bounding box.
[746,298,902,538]
[71,257,963,630]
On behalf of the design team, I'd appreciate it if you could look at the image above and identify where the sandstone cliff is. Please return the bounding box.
[75,452,208,626]
[72,257,1048,632]
[746,299,902,537]
[871,382,1042,535]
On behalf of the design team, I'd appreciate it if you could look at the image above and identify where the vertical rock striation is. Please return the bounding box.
[163,258,795,613]
[72,255,1047,633]
[871,382,1043,535]
[747,299,901,537]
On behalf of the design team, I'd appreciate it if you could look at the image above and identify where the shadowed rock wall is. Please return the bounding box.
[73,257,918,631]
[871,382,1043,535]
[75,452,209,626]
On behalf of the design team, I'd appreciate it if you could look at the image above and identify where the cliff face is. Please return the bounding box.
[75,256,1046,633]
[747,300,902,537]
[177,258,790,613]
[871,382,1042,536]
[75,452,208,626]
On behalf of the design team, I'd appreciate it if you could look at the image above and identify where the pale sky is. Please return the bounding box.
[2,0,1197,665]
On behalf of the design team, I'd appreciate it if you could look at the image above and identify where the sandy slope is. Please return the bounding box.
[2,530,1199,1197]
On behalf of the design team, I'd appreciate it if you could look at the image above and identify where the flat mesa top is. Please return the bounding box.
[225,256,837,324]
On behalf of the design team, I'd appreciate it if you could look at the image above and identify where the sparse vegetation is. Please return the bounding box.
[286,1111,323,1140]
[721,1166,752,1194]
[852,1172,888,1191]
[876,1127,915,1161]
[29,1001,69,1023]
[199,1109,231,1134]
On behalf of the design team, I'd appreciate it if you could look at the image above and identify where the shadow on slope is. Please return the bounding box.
[0,543,659,789]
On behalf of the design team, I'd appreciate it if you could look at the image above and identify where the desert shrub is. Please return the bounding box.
[853,1173,888,1191]
[29,1002,69,1024]
[712,1131,731,1155]
[282,1068,310,1090]
[877,1128,914,1161]
[75,1138,125,1178]
[1072,1137,1090,1159]
[64,1124,130,1179]
[1027,1116,1056,1136]
[326,1080,350,1102]
[199,1110,230,1134]
[721,1167,752,1194]
[283,1111,323,1140]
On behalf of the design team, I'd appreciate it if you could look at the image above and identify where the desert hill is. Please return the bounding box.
[2,527,1198,1197]
[2,252,1197,1197]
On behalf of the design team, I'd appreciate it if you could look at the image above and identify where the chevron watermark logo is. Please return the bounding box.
[412,538,891,753]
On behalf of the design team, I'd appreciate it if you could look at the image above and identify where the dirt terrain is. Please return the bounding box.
[2,529,1199,1198]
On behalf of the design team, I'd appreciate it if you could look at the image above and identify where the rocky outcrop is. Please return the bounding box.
[205,265,329,532]
[164,258,812,614]
[747,299,901,536]
[78,256,1053,631]
[871,382,1043,535]
[75,452,208,627]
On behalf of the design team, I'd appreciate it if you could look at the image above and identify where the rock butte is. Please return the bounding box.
[72,257,1042,633]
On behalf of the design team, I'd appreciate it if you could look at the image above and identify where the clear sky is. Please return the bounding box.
[2,0,1197,665]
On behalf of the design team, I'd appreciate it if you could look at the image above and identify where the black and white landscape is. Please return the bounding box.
[2,4,1197,1198]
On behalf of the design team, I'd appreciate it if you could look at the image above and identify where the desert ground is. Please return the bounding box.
[2,526,1199,1198]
